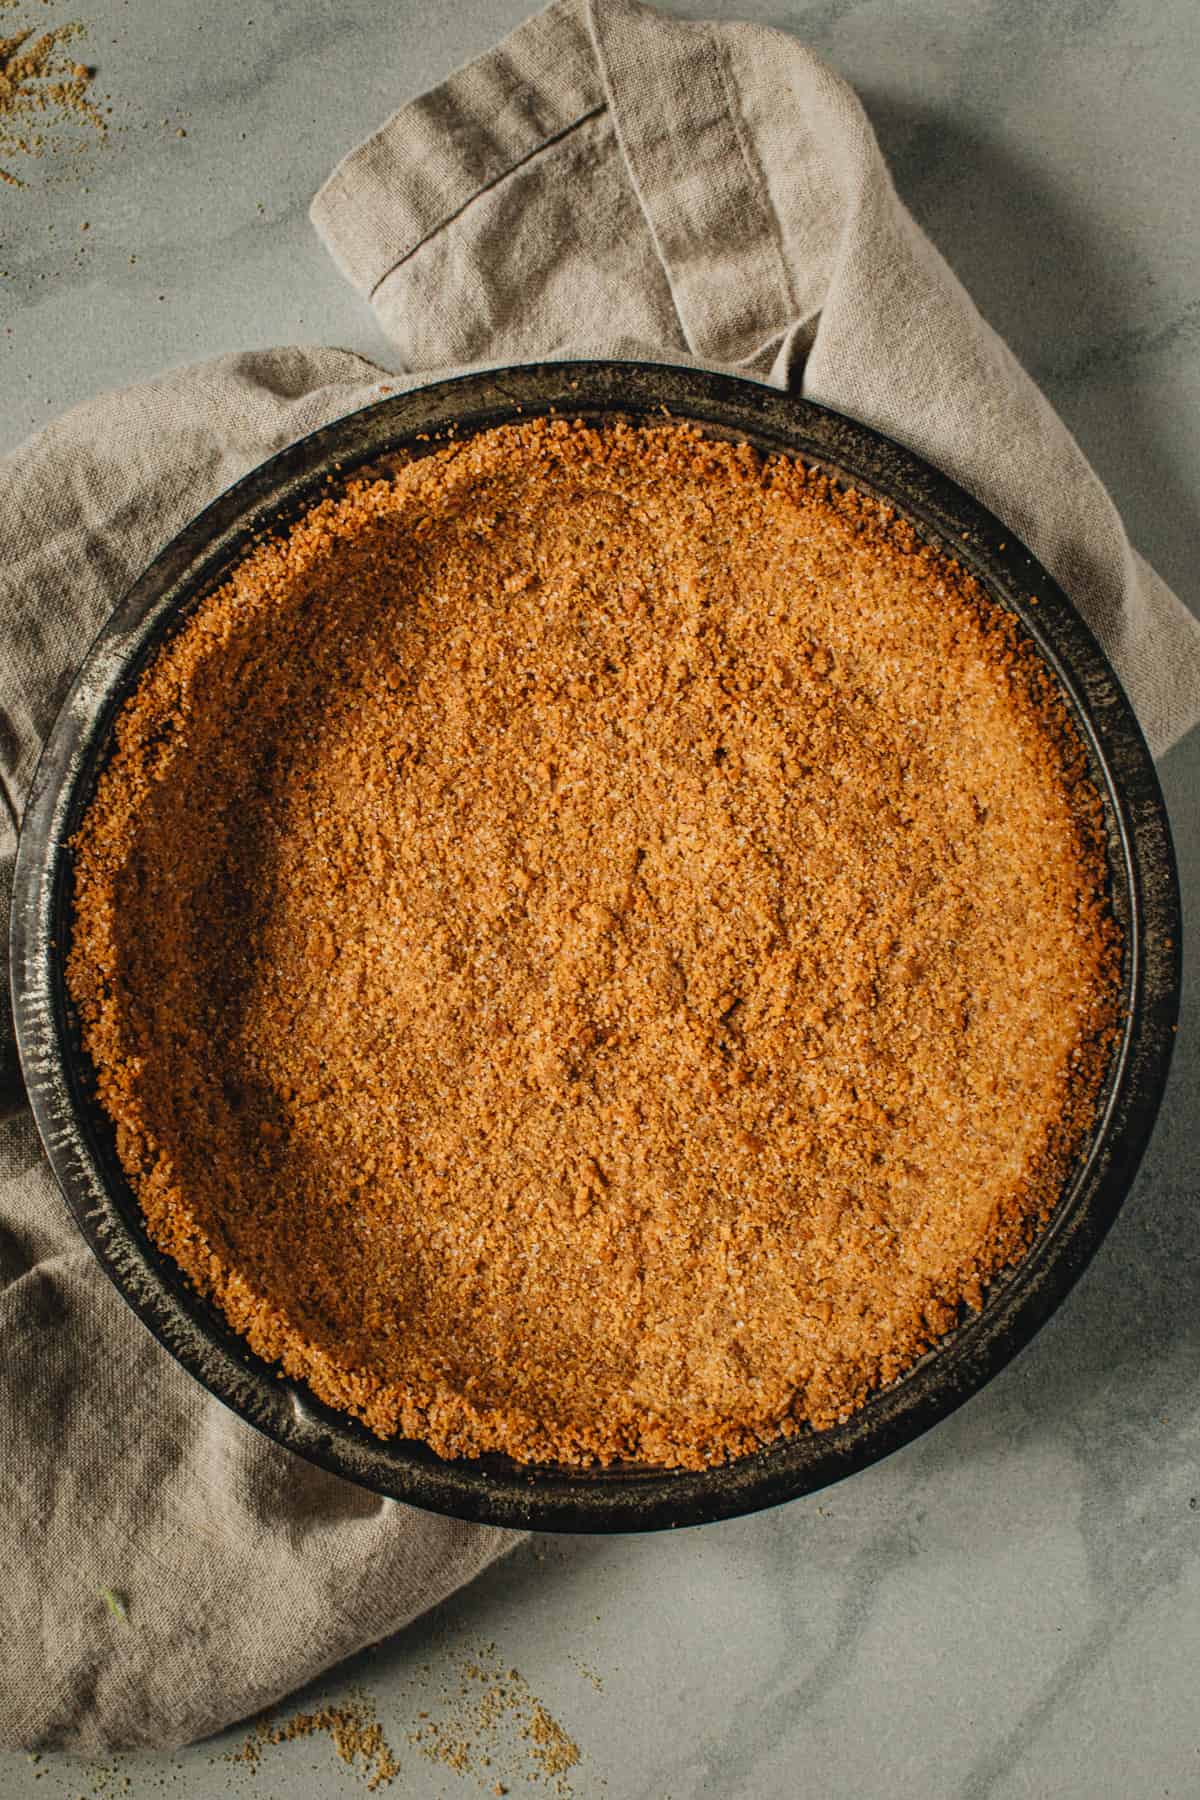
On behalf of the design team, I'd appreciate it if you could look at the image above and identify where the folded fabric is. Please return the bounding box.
[2,0,1197,1754]
[312,0,1200,758]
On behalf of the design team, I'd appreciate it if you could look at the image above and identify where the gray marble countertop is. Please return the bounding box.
[2,1,1198,1796]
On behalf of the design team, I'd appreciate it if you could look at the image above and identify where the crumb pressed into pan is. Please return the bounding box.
[67,418,1120,1469]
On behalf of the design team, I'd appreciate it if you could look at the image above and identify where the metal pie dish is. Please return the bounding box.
[8,362,1182,1531]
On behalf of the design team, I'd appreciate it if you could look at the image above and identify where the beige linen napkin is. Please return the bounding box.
[312,0,1200,756]
[2,0,1198,1755]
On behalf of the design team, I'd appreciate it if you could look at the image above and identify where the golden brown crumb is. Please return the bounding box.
[67,418,1120,1469]
[0,17,105,188]
[525,1700,581,1780]
[229,1697,400,1790]
[405,1653,581,1794]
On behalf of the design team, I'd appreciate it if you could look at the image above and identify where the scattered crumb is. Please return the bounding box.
[0,11,107,187]
[407,1651,583,1797]
[230,1690,400,1791]
[526,1701,581,1782]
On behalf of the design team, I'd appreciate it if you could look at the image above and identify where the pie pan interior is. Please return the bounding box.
[9,362,1181,1532]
